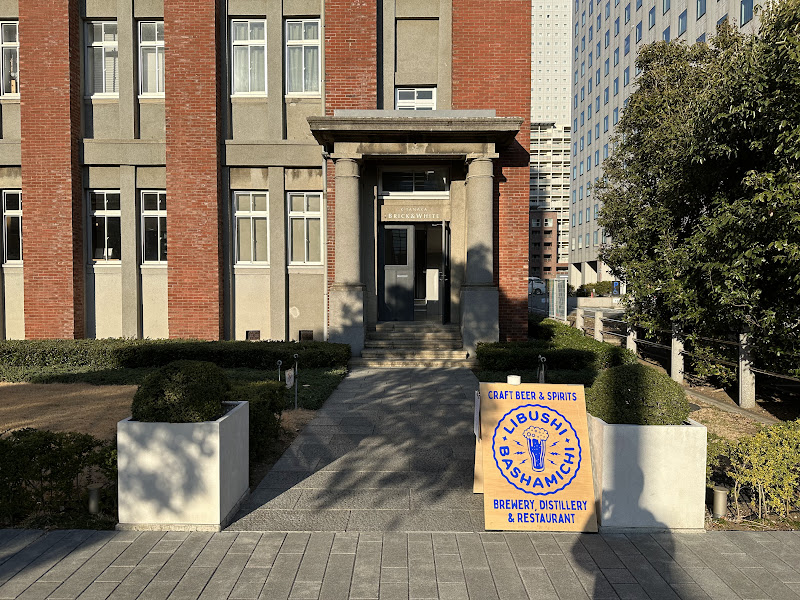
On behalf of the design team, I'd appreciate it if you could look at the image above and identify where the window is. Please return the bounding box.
[625,3,631,22]
[288,192,322,264]
[677,11,687,35]
[697,33,706,42]
[637,0,643,8]
[587,157,592,171]
[663,0,670,13]
[603,143,609,158]
[594,230,599,245]
[605,2,611,18]
[86,22,118,96]
[586,208,590,222]
[571,213,576,227]
[594,204,599,218]
[2,190,21,263]
[741,0,753,25]
[139,21,164,95]
[596,69,601,85]
[286,19,320,95]
[594,150,599,165]
[636,21,643,41]
[395,87,436,110]
[581,36,586,51]
[578,235,583,249]
[604,58,609,75]
[589,25,594,41]
[604,30,610,47]
[585,233,590,248]
[697,0,706,18]
[649,7,656,28]
[613,107,619,124]
[614,48,619,65]
[232,20,266,95]
[589,52,593,67]
[613,77,619,96]
[603,116,609,132]
[141,191,167,263]
[624,67,630,86]
[90,191,121,261]
[595,123,600,138]
[0,22,18,95]
[233,192,268,263]
[578,211,583,225]
[604,87,609,104]
[614,18,620,36]
[717,15,728,29]
[624,35,630,55]
[663,26,670,41]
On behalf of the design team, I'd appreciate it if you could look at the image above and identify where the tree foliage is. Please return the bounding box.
[596,0,800,374]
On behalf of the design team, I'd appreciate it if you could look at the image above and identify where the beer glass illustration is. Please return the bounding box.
[523,426,549,472]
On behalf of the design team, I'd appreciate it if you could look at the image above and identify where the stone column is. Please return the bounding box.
[627,325,638,354]
[575,308,584,331]
[738,329,756,409]
[594,310,604,342]
[120,166,141,338]
[329,156,366,354]
[461,156,499,354]
[671,324,685,385]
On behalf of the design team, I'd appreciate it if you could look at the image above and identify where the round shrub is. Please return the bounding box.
[585,363,690,425]
[131,360,229,423]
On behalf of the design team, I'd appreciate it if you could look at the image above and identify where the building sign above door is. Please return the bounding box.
[380,200,451,222]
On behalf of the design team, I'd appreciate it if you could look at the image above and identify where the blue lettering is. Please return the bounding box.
[545,474,559,487]
[520,473,532,486]
[511,467,521,478]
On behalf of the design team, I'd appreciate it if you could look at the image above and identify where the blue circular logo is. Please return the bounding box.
[491,403,582,496]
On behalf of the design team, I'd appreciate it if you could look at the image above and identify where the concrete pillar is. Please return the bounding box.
[627,325,637,355]
[329,157,365,354]
[738,330,756,409]
[671,324,684,385]
[576,308,584,331]
[594,310,603,342]
[269,167,287,340]
[461,156,499,354]
[465,156,494,285]
[117,0,136,139]
[120,166,141,338]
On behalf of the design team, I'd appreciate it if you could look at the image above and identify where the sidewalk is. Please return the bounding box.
[2,367,800,599]
[2,528,800,599]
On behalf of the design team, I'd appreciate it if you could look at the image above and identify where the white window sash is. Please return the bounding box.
[285,20,321,96]
[2,190,22,263]
[234,192,269,264]
[86,22,119,97]
[141,191,167,263]
[139,22,165,97]
[287,192,322,265]
[231,20,267,96]
[0,22,19,96]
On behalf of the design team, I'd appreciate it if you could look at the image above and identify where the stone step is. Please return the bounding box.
[360,349,470,360]
[364,339,463,350]
[349,357,479,369]
[373,322,461,334]
[366,332,462,342]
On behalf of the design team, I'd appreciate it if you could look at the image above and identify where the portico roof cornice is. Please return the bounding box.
[307,111,523,149]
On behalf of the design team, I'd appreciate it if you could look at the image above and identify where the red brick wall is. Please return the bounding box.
[452,0,531,341]
[324,0,377,313]
[164,0,224,340]
[19,0,84,339]
[324,0,378,115]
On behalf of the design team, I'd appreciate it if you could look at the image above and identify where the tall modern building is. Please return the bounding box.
[569,0,761,287]
[530,0,573,281]
[0,0,531,355]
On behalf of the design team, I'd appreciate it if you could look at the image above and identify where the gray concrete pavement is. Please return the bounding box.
[2,528,800,599]
[3,367,800,599]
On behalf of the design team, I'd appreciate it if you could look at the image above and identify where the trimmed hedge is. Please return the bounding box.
[585,363,690,426]
[0,429,114,526]
[0,339,350,372]
[228,380,286,461]
[131,361,229,423]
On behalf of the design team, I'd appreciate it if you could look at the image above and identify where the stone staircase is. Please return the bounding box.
[349,322,478,368]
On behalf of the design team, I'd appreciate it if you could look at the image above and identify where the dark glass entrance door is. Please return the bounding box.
[379,224,415,321]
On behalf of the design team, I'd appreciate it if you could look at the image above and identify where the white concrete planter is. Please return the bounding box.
[587,415,707,531]
[117,401,249,531]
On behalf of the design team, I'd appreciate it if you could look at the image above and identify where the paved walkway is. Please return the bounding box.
[229,368,482,532]
[2,367,800,599]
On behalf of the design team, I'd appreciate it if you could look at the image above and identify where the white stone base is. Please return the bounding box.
[117,401,249,531]
[460,286,499,355]
[588,415,707,531]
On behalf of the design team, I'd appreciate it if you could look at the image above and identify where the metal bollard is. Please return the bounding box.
[712,485,729,519]
[88,483,102,515]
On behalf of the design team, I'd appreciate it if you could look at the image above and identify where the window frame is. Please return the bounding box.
[233,191,270,265]
[285,19,321,97]
[85,21,119,98]
[89,190,122,263]
[138,21,164,97]
[395,87,436,110]
[2,190,22,264]
[287,192,323,265]
[141,190,167,264]
[0,22,19,97]
[231,19,268,96]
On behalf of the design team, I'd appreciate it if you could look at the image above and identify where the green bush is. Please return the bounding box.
[0,429,113,526]
[0,339,350,374]
[228,380,286,461]
[131,360,229,423]
[723,421,800,520]
[585,363,690,425]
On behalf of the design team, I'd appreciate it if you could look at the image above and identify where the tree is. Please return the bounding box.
[596,0,800,376]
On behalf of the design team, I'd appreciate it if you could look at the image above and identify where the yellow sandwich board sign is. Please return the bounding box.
[478,382,598,532]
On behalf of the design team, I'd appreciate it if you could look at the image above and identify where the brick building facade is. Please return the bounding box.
[1,0,530,355]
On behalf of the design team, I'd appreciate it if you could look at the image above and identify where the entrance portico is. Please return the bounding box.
[309,111,522,355]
